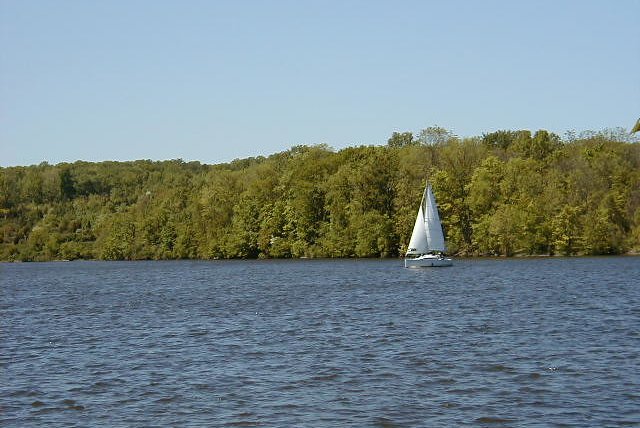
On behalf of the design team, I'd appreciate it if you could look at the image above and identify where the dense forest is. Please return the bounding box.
[2,127,639,261]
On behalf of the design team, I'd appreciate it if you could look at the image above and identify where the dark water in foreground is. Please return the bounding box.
[2,257,639,427]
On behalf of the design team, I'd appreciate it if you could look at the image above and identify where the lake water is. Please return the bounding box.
[2,257,639,427]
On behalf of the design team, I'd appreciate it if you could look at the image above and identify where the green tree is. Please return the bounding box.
[99,213,137,260]
[417,126,453,146]
[59,167,76,200]
[387,131,415,147]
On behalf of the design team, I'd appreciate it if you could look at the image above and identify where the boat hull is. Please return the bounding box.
[404,255,453,268]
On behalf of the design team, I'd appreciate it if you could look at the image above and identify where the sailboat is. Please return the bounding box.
[404,183,453,268]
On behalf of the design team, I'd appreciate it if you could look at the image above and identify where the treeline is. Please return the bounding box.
[1,127,639,261]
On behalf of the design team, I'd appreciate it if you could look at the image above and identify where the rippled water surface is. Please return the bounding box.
[2,257,639,427]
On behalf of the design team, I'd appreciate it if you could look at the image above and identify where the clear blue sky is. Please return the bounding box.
[1,0,639,167]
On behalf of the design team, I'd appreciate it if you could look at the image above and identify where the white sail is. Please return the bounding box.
[424,185,446,252]
[406,200,429,255]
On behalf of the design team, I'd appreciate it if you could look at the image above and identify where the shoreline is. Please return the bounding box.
[3,252,639,263]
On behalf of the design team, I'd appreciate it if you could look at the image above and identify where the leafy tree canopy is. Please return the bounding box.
[2,128,639,261]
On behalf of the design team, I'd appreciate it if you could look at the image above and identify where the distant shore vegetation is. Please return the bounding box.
[2,127,640,261]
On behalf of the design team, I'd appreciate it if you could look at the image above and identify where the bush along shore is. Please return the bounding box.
[2,127,640,261]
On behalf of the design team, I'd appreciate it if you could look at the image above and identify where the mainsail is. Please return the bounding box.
[424,185,446,252]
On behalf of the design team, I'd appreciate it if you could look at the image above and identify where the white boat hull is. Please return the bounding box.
[404,254,453,268]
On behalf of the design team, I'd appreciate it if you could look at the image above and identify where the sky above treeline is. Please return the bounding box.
[1,0,639,167]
